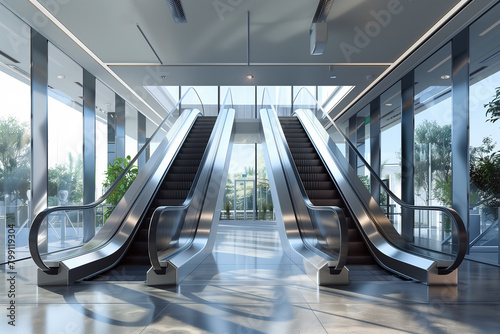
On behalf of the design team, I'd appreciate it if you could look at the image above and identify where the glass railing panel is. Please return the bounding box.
[30,88,204,264]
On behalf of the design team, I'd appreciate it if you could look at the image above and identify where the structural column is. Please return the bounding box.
[138,112,147,170]
[451,29,470,253]
[83,70,96,242]
[401,71,415,242]
[370,97,381,203]
[30,30,49,253]
[115,95,126,160]
[348,116,357,170]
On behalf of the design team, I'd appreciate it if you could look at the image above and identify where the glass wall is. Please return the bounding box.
[0,3,160,264]
[95,80,113,198]
[0,5,31,261]
[47,43,84,207]
[468,3,500,265]
[46,43,84,253]
[257,86,292,117]
[220,143,274,221]
[256,144,274,220]
[221,86,255,118]
[181,86,218,116]
[413,43,452,250]
[125,102,138,159]
[221,144,255,220]
[380,82,402,232]
[319,85,355,112]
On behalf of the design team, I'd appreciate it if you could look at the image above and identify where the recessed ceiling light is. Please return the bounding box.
[330,75,337,79]
[246,74,254,79]
[57,75,66,79]
[385,103,393,106]
[441,74,450,79]
[105,103,111,106]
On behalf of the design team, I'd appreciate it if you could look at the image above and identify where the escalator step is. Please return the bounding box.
[155,198,185,206]
[309,198,343,206]
[135,228,149,239]
[296,166,327,174]
[175,153,206,160]
[158,189,190,199]
[349,241,369,254]
[299,174,331,182]
[302,182,336,191]
[171,159,206,167]
[159,182,193,190]
[306,189,338,199]
[121,255,150,266]
[293,159,323,167]
[169,166,200,174]
[291,154,320,160]
[290,147,316,154]
[347,255,375,265]
[165,173,197,182]
[280,116,376,267]
[178,147,207,154]
[128,240,148,254]
[348,228,362,241]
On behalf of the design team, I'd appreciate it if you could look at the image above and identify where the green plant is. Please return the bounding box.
[485,86,500,124]
[260,201,267,220]
[102,156,138,221]
[48,154,83,206]
[0,116,30,202]
[414,120,452,206]
[224,200,231,219]
[470,137,500,209]
[358,175,370,191]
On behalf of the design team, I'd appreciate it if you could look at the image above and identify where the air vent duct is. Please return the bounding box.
[166,0,187,23]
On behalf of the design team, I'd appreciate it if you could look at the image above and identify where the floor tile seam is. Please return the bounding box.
[309,306,423,334]
[304,299,329,333]
[138,303,170,334]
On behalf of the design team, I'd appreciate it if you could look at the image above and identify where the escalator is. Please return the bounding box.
[280,117,373,266]
[260,87,467,285]
[29,88,235,286]
[93,117,216,280]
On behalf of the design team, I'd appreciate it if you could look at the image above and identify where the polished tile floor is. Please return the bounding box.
[1,221,499,333]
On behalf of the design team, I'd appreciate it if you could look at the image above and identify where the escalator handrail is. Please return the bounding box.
[29,87,205,272]
[261,88,348,272]
[293,87,467,275]
[148,89,234,271]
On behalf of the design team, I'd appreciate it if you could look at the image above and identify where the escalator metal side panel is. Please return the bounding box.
[37,110,201,285]
[295,110,458,285]
[259,109,348,286]
[147,109,236,286]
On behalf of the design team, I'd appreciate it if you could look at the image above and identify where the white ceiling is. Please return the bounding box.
[0,0,468,122]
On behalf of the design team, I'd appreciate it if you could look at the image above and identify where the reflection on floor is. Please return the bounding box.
[1,220,499,333]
